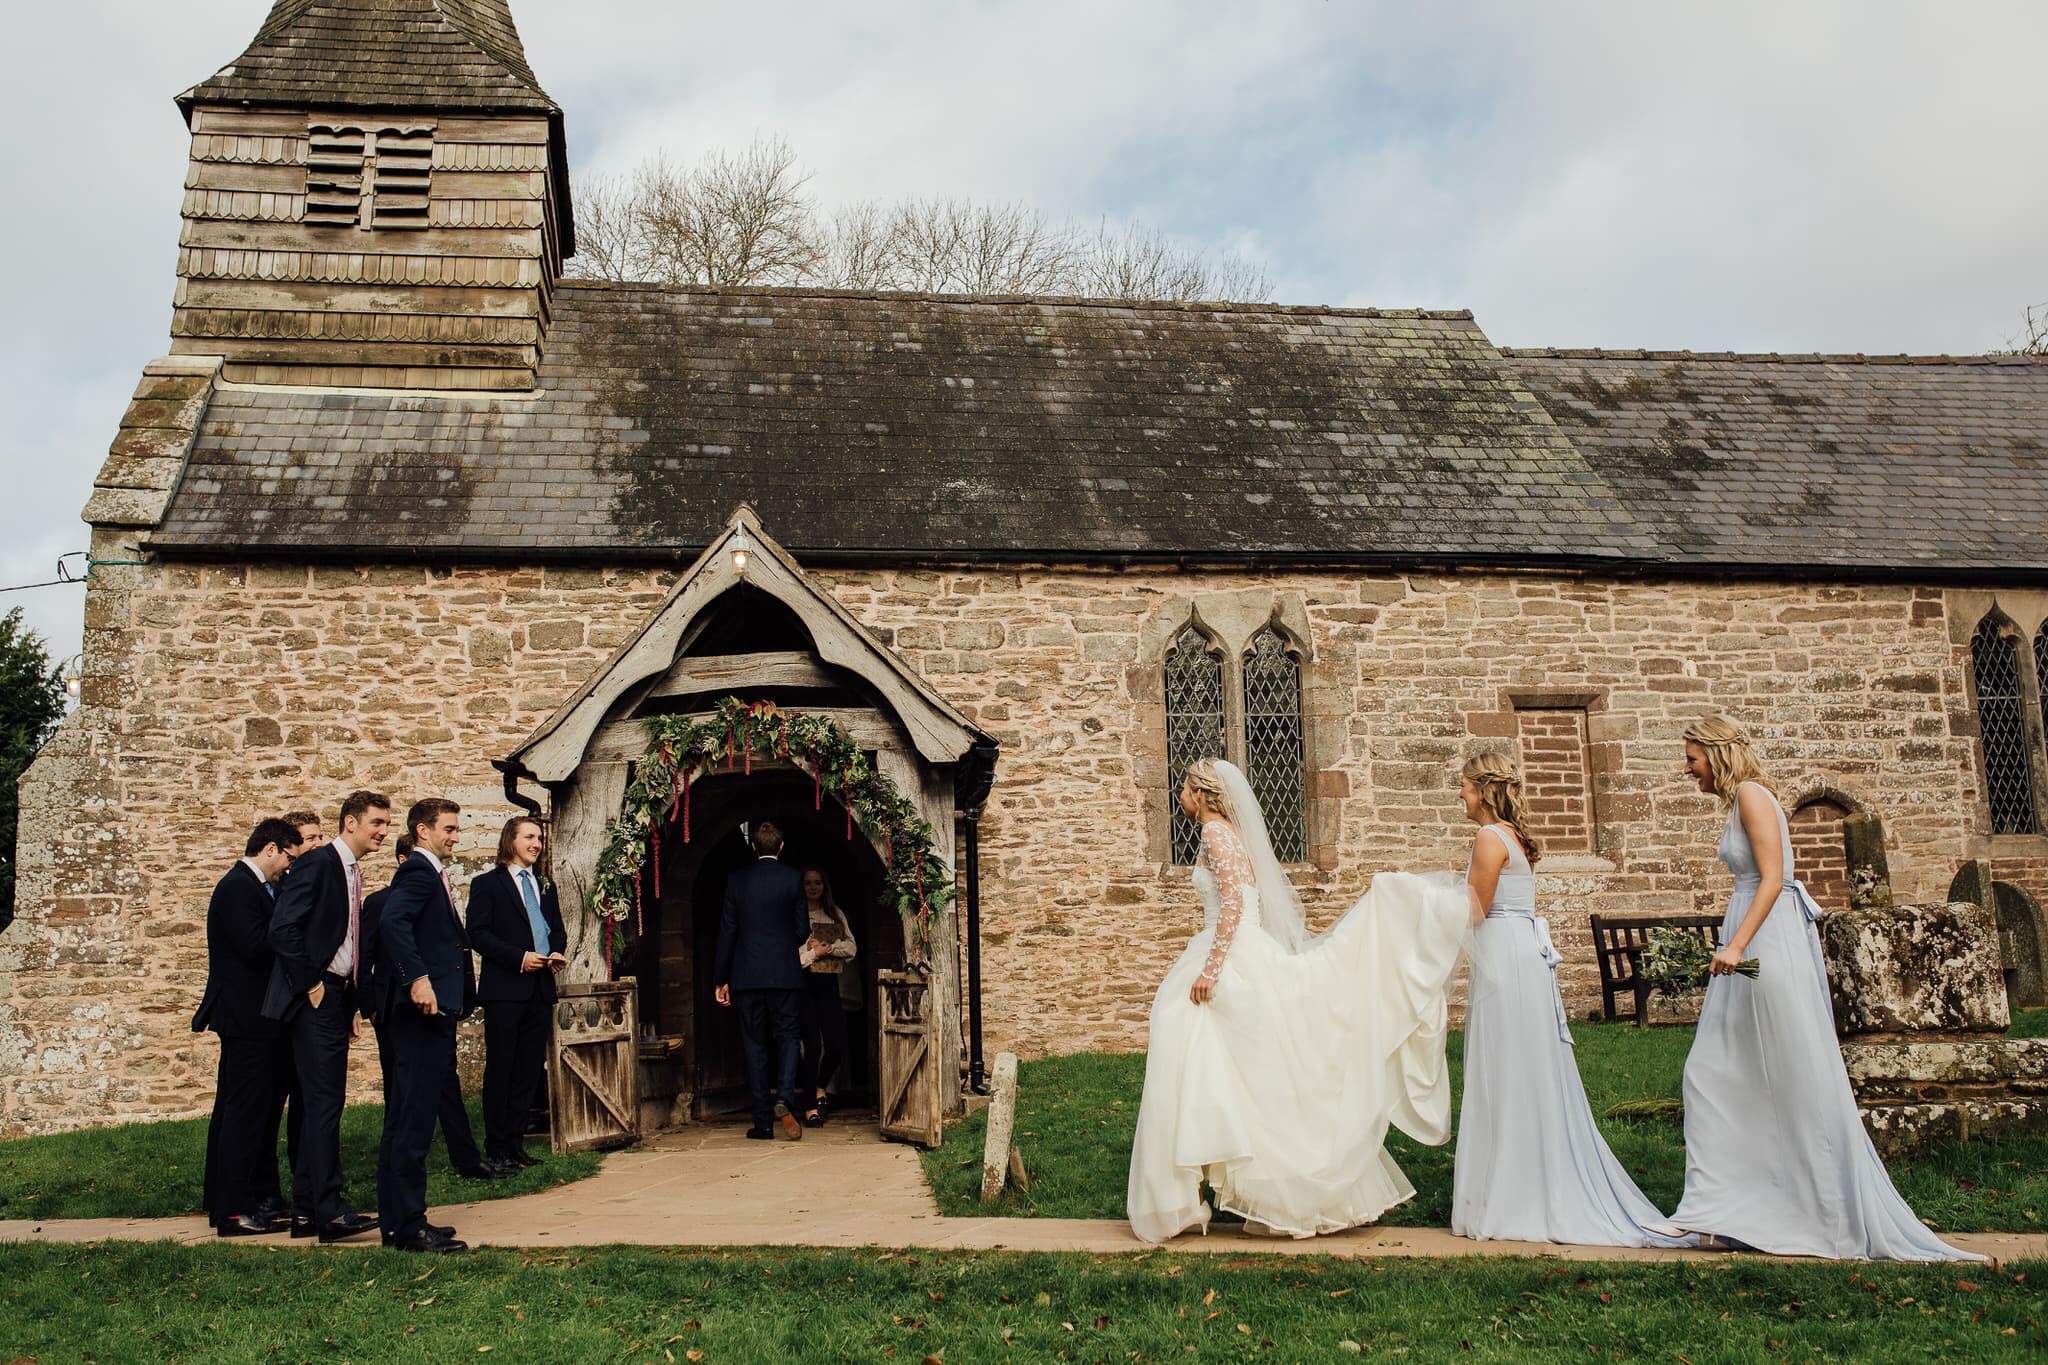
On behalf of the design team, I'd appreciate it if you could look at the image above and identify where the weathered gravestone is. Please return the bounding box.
[1819,831,2048,1155]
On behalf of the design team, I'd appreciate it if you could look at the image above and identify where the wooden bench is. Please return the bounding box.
[1589,913,1724,1026]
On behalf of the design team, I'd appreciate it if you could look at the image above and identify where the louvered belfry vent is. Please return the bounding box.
[304,125,368,226]
[304,122,433,229]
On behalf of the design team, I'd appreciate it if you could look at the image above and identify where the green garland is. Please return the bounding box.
[586,697,954,974]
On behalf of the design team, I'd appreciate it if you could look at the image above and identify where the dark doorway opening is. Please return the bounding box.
[631,767,902,1120]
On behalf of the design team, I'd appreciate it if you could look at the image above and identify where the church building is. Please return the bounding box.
[7,0,2048,1136]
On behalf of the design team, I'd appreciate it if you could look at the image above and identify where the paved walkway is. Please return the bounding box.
[3,1125,2042,1265]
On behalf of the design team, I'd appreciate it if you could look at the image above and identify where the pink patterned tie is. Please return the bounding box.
[345,860,362,986]
[441,868,461,925]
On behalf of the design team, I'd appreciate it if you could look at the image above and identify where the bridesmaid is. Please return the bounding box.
[1655,716,1981,1261]
[1451,753,1678,1247]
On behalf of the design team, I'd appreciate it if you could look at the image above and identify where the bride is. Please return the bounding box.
[1126,758,1471,1242]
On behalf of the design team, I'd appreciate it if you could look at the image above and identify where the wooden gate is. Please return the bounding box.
[877,969,943,1147]
[548,978,641,1153]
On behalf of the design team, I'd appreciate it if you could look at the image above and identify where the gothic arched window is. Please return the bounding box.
[2036,622,2048,760]
[1972,613,2037,835]
[1166,623,1226,865]
[1242,626,1308,862]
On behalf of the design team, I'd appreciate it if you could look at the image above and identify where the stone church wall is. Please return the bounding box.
[3,559,2035,1134]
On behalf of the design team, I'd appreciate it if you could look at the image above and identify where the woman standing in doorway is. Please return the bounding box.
[796,867,856,1127]
[1651,716,1980,1261]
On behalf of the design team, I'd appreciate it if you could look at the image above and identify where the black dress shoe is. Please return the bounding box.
[391,1227,467,1254]
[508,1149,541,1168]
[382,1222,456,1245]
[456,1162,510,1181]
[315,1211,381,1243]
[253,1196,290,1224]
[744,1126,773,1140]
[289,1213,317,1239]
[217,1213,286,1237]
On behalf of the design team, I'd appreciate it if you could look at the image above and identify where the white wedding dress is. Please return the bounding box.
[1127,766,1470,1243]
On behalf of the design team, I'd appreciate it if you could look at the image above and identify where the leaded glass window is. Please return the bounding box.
[1973,615,2037,835]
[1166,624,1225,865]
[2036,623,2048,770]
[1242,627,1307,862]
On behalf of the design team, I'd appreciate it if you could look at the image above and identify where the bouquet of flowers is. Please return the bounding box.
[1638,928,1758,1002]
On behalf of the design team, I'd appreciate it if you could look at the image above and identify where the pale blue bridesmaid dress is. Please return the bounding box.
[1664,783,1982,1261]
[1452,825,1681,1246]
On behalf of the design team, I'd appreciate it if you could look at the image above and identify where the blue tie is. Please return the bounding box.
[518,869,551,955]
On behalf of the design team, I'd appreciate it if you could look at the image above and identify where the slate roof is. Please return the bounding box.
[149,283,1663,564]
[1502,350,2048,571]
[178,0,556,115]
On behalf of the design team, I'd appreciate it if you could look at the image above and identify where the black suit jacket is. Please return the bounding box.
[262,842,356,1021]
[194,861,282,1038]
[715,856,809,992]
[359,885,392,1021]
[375,855,476,1020]
[467,864,567,1004]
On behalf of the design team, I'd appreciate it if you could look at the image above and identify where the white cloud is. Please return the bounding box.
[2,0,2042,664]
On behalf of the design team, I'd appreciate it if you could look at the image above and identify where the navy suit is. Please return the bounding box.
[362,883,484,1173]
[373,854,476,1242]
[196,861,293,1225]
[263,842,362,1225]
[715,855,810,1128]
[468,864,566,1160]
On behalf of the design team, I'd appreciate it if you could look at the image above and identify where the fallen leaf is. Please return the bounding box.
[1237,1324,1251,1334]
[1093,1316,1109,1329]
[687,1353,705,1363]
[1202,1289,1216,1306]
[1957,1281,1982,1293]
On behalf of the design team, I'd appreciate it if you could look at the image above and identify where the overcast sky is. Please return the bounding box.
[3,1,2043,668]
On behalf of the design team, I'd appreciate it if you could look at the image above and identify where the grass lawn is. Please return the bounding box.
[0,1242,2040,1363]
[924,1021,2048,1234]
[2011,1008,2048,1040]
[0,1099,598,1222]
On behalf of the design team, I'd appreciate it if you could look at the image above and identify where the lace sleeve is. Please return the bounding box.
[1197,822,1253,981]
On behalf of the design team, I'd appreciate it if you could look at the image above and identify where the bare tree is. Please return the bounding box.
[570,136,1273,302]
[2010,301,2048,356]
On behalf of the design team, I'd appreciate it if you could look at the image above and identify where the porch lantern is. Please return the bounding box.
[730,522,752,575]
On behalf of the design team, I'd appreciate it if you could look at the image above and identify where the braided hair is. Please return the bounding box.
[1461,752,1542,866]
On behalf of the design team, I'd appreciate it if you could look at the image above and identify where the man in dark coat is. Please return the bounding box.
[195,816,303,1235]
[363,834,505,1182]
[467,815,567,1167]
[373,797,477,1254]
[263,790,388,1243]
[714,820,810,1141]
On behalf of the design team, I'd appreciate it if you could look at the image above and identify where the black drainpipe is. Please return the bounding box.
[965,810,985,1092]
[492,757,544,816]
[959,739,999,1094]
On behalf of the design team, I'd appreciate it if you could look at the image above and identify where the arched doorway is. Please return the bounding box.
[504,507,997,1129]
[632,769,901,1118]
[1789,796,1853,913]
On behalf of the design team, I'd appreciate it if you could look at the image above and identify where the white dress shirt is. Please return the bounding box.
[326,838,361,979]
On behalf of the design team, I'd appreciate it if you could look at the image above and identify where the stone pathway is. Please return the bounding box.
[3,1125,2042,1265]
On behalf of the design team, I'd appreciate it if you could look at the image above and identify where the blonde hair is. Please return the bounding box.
[1682,715,1773,807]
[1461,752,1542,866]
[1182,757,1235,823]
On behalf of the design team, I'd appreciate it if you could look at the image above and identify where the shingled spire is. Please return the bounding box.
[170,0,574,391]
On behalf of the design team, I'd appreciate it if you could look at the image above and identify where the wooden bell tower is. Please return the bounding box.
[170,0,574,391]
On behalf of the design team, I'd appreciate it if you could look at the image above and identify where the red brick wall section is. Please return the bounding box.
[1516,707,1594,855]
[1789,798,1852,913]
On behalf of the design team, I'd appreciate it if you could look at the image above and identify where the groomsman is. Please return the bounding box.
[263,790,388,1243]
[282,809,326,849]
[195,817,303,1235]
[363,834,506,1183]
[374,797,476,1254]
[467,816,567,1168]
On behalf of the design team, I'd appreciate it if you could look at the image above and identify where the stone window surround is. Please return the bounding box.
[1139,591,1318,869]
[1951,588,2048,854]
[1466,688,1617,871]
